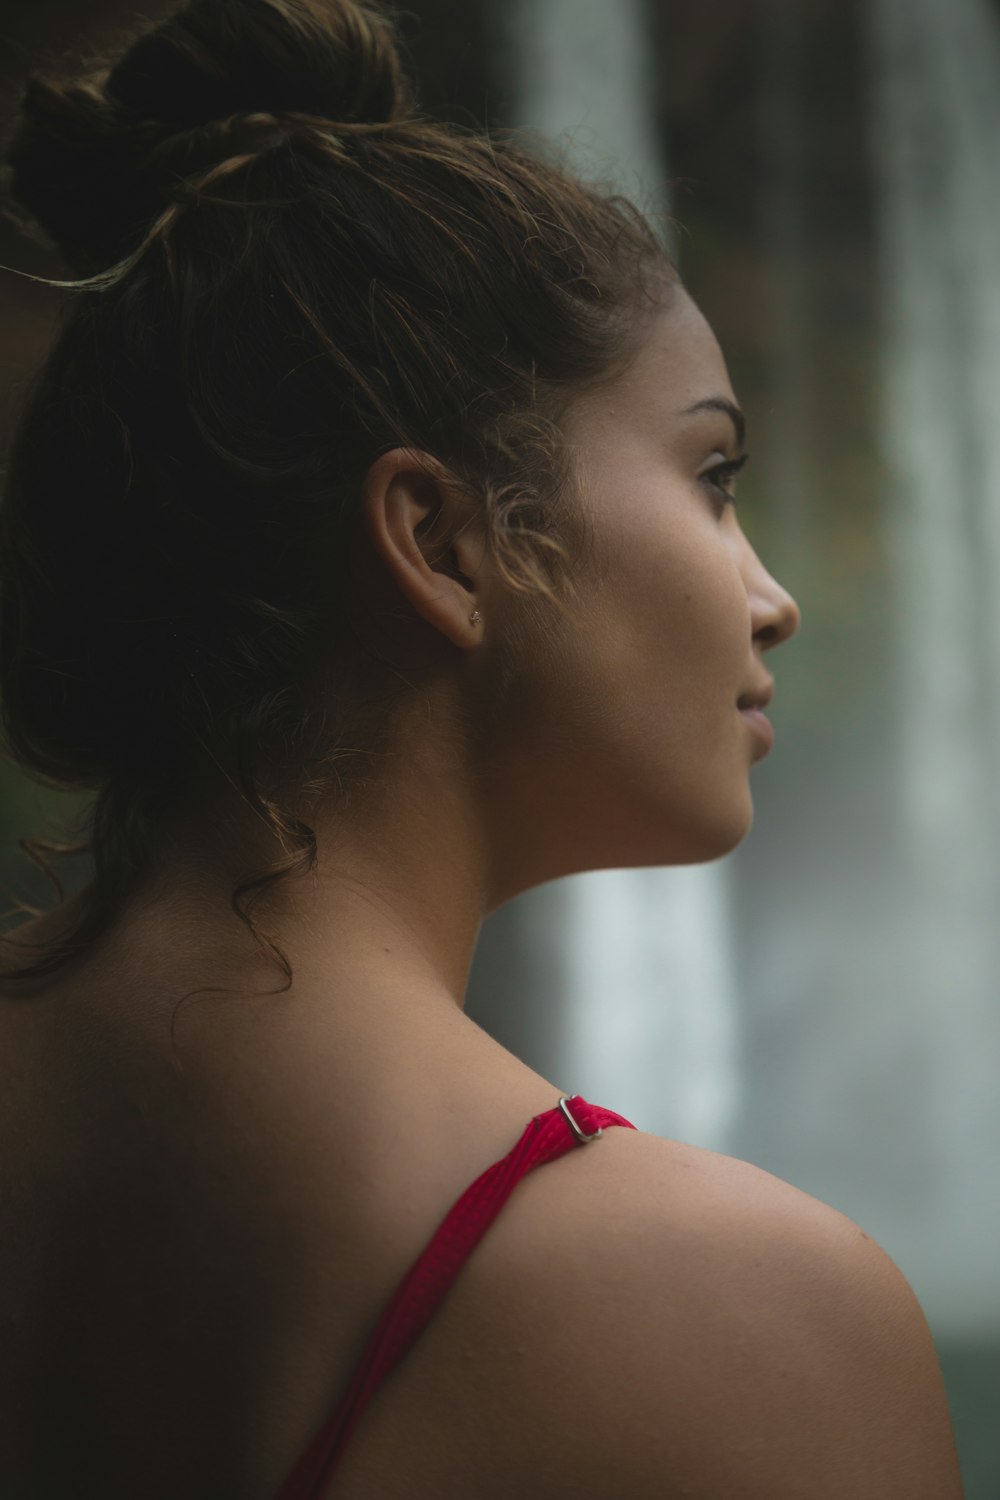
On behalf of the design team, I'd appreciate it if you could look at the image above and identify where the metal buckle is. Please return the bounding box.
[558,1095,604,1143]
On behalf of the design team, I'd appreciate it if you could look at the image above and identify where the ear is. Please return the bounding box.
[358,448,488,649]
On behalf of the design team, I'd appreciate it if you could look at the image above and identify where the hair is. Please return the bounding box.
[0,0,675,1001]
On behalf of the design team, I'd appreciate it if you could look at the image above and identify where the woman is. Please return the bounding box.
[0,0,963,1495]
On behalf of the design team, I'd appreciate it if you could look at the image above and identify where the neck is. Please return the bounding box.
[117,749,492,1022]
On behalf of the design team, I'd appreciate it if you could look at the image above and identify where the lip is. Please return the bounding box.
[739,705,774,758]
[737,679,774,713]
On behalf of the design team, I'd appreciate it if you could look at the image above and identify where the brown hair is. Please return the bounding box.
[0,0,674,996]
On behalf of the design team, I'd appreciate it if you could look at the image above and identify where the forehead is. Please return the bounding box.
[639,291,733,405]
[565,289,736,435]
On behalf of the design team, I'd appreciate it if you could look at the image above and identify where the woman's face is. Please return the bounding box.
[488,287,800,878]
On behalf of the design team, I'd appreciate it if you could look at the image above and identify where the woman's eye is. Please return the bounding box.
[701,452,749,508]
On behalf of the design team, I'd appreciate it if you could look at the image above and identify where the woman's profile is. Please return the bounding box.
[0,0,964,1495]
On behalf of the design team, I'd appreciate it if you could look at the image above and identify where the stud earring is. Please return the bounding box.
[469,609,482,625]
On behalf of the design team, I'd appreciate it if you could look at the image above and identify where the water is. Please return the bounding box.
[867,0,1000,1335]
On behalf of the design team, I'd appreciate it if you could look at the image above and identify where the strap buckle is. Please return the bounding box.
[558,1095,604,1144]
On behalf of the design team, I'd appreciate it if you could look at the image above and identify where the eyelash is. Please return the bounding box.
[702,452,749,507]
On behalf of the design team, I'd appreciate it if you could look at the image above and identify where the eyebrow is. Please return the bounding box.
[678,397,747,450]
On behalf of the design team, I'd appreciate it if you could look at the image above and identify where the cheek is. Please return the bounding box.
[481,489,752,786]
[602,513,751,714]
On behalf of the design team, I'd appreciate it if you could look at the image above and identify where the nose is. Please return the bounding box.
[746,550,801,652]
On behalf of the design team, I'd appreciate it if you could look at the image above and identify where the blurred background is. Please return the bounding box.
[1,0,998,1491]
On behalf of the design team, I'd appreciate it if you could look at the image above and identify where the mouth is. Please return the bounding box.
[737,680,775,758]
[738,705,774,757]
[737,680,774,714]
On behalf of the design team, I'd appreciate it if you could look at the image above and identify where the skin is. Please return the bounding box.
[41,287,780,968]
[0,285,808,1493]
[0,291,965,1500]
[5,285,800,1036]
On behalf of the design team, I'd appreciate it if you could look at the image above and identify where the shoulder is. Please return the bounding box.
[453,1124,964,1500]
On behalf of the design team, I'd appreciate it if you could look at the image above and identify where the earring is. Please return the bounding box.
[469,609,482,625]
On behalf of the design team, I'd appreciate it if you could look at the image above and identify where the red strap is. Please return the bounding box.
[276,1095,636,1499]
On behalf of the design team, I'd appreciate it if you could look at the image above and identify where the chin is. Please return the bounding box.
[674,794,754,864]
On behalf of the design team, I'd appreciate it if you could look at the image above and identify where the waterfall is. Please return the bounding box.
[503,0,664,216]
[755,0,812,560]
[868,0,1000,1331]
[492,0,743,1148]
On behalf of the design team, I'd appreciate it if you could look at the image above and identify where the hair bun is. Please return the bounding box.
[105,0,412,130]
[6,0,414,272]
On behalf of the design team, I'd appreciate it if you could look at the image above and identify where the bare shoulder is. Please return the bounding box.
[457,1124,965,1500]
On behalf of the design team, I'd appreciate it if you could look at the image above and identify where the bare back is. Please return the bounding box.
[0,921,964,1499]
[0,922,618,1496]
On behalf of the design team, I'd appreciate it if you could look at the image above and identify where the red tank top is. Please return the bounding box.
[275,1093,637,1498]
